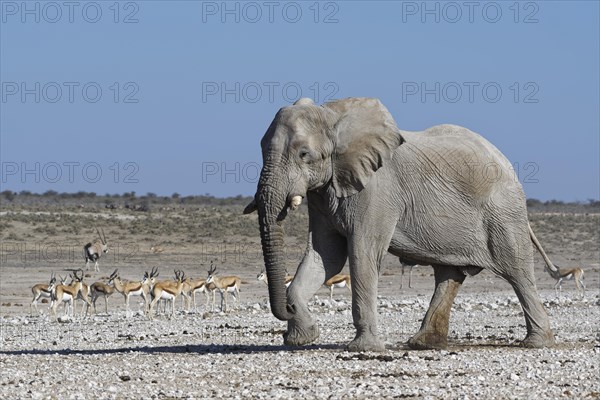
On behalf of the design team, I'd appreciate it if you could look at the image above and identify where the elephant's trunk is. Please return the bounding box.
[257,170,295,321]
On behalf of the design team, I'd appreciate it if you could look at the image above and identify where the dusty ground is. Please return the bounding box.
[0,205,598,399]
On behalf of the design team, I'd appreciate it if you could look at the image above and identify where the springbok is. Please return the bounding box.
[84,228,108,271]
[400,262,416,289]
[180,277,209,312]
[149,268,185,315]
[30,273,66,315]
[112,268,154,314]
[67,272,91,316]
[50,269,91,320]
[194,280,219,312]
[150,243,165,254]
[142,267,159,290]
[149,270,186,319]
[257,269,294,288]
[544,264,586,296]
[206,265,241,312]
[89,270,118,314]
[325,274,352,300]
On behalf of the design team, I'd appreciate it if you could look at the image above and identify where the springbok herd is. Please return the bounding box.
[29,227,587,321]
[30,264,240,320]
[29,264,356,321]
[30,263,587,322]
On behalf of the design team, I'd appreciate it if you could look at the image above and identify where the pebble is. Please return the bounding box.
[0,290,597,399]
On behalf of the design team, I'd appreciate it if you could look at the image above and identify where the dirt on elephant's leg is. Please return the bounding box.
[408,265,466,350]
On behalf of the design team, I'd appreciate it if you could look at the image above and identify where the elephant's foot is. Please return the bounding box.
[283,322,319,346]
[520,330,555,348]
[346,333,385,352]
[407,330,448,350]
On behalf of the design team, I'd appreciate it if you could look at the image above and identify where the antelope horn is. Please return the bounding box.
[101,228,107,244]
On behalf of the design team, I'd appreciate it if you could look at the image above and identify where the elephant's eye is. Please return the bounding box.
[299,149,311,162]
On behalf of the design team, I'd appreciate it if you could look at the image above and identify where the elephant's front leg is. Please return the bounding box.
[408,265,466,350]
[346,241,387,352]
[285,230,347,346]
[284,250,323,346]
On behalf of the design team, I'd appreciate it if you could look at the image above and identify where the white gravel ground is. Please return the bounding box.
[1,290,598,399]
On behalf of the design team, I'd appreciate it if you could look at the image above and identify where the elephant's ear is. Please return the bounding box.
[324,98,404,197]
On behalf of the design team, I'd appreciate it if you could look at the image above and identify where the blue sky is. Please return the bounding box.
[1,1,598,201]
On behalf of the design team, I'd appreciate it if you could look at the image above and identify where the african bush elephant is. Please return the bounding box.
[244,97,557,352]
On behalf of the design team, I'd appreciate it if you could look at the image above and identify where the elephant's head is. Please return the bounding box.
[244,97,404,320]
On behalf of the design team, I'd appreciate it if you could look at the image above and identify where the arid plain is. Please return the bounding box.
[0,194,598,398]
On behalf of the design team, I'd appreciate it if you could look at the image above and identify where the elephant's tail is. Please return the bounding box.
[529,224,558,272]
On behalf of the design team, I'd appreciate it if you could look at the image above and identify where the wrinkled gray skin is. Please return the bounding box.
[245,97,556,352]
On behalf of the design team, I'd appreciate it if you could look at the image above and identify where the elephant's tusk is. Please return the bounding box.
[290,196,303,210]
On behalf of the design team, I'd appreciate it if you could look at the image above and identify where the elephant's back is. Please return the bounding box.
[403,124,509,157]
[397,124,523,202]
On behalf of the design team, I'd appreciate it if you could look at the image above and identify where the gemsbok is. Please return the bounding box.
[84,228,108,271]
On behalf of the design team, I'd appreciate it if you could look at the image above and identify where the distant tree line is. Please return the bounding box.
[0,190,253,209]
[1,190,598,212]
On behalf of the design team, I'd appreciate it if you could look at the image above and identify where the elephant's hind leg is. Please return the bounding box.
[408,265,465,350]
[502,265,555,348]
[488,221,555,348]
